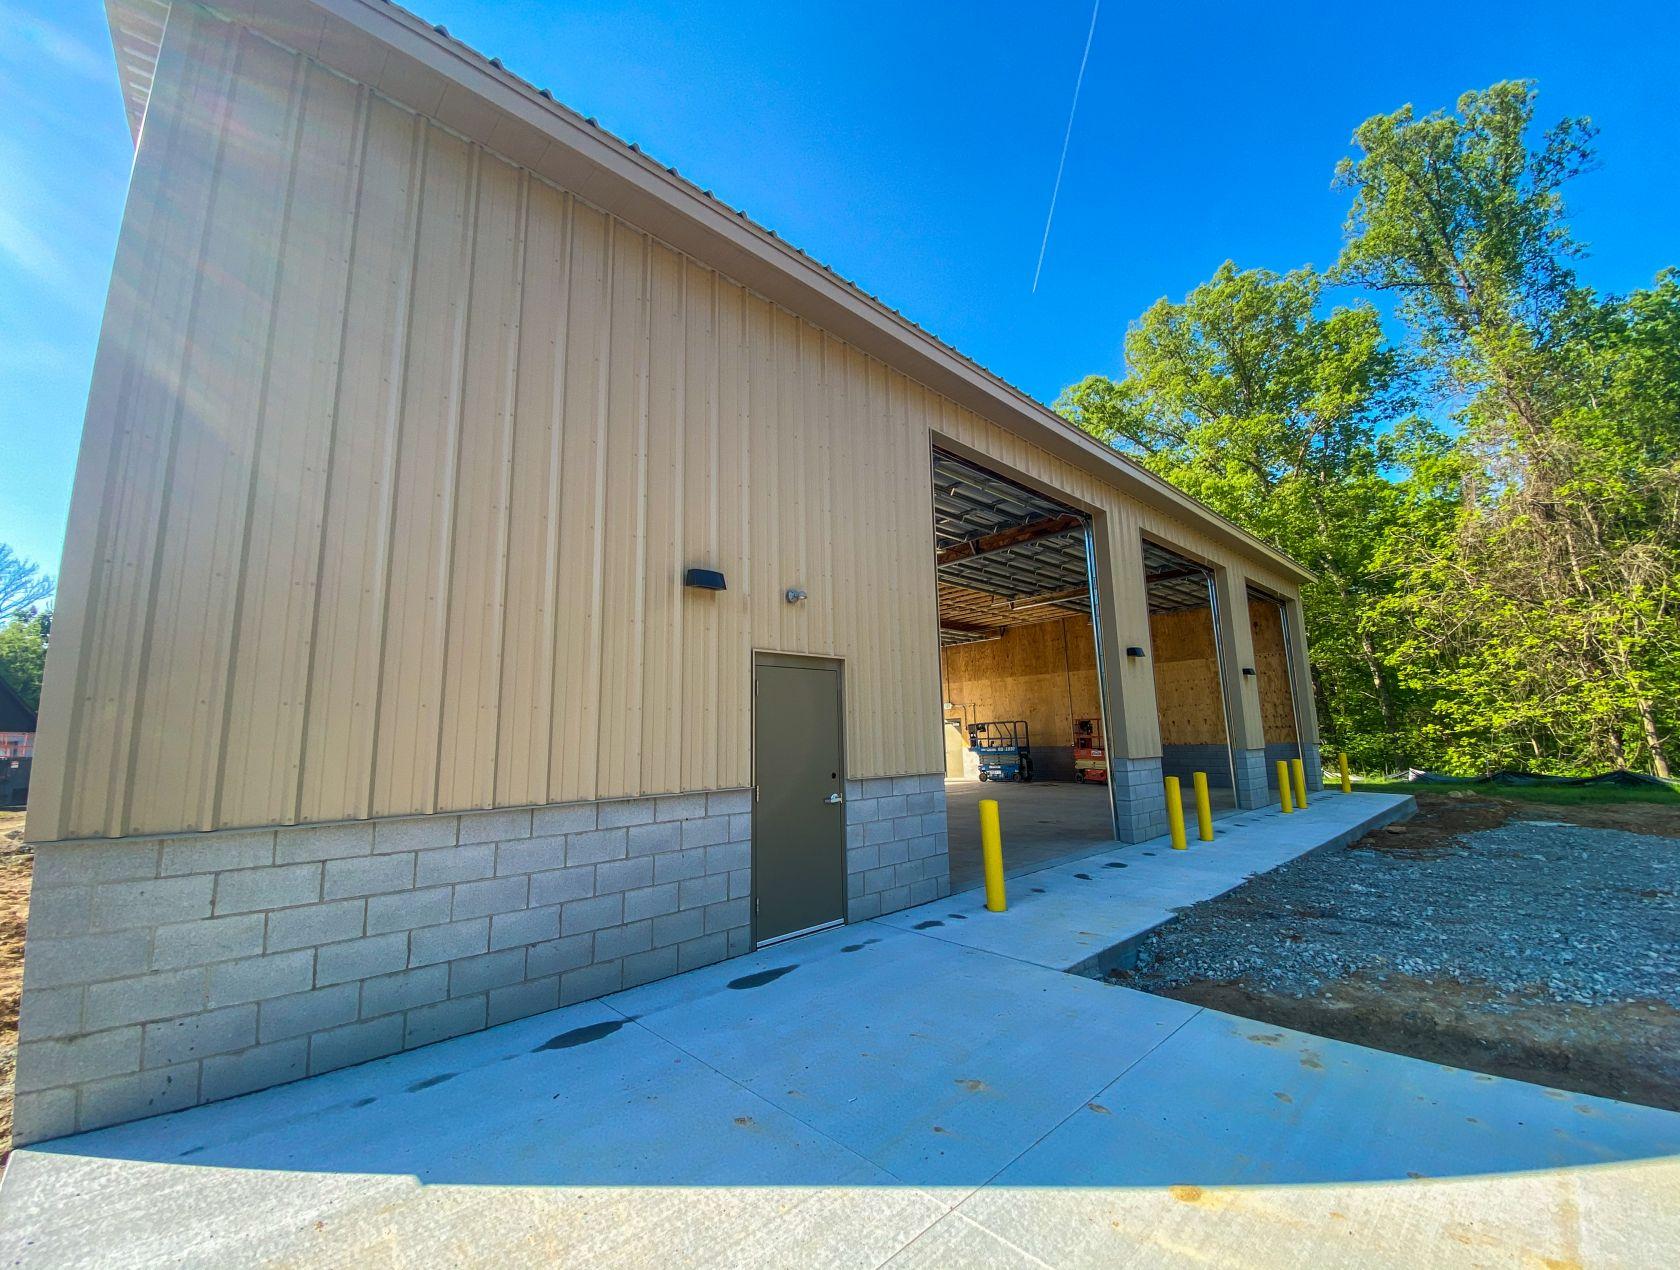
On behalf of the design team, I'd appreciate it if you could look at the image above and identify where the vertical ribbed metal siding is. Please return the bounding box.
[30,6,1300,841]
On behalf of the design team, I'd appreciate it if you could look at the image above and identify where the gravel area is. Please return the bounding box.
[1111,800,1680,1109]
[1124,819,1679,1005]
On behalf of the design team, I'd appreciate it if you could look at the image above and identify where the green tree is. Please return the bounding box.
[0,607,50,711]
[1338,82,1678,775]
[1057,263,1442,770]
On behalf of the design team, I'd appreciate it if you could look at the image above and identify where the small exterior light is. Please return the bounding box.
[1126,646,1146,658]
[1241,667,1256,677]
[785,588,808,604]
[684,568,726,591]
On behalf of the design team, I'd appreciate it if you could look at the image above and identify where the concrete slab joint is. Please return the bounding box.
[13,790,756,1145]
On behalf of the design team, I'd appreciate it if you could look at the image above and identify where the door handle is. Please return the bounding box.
[823,793,842,805]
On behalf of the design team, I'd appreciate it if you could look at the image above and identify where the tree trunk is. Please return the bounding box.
[1605,728,1627,771]
[1357,629,1398,731]
[1636,696,1672,779]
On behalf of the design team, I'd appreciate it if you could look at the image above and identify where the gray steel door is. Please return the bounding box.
[752,654,846,945]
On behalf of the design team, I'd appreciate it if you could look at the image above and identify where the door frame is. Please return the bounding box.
[749,649,849,947]
[1081,522,1122,839]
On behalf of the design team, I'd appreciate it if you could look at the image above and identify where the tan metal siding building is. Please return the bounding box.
[15,0,1319,1143]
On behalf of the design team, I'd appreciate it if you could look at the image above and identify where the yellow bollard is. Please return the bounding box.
[1165,776,1188,849]
[1339,751,1352,793]
[1291,758,1309,809]
[1277,761,1294,813]
[979,798,1007,912]
[1192,771,1214,842]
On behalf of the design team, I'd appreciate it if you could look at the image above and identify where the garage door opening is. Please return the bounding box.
[1248,585,1303,789]
[1143,540,1240,820]
[931,450,1116,891]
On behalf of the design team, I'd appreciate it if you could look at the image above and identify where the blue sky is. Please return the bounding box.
[4,0,1678,584]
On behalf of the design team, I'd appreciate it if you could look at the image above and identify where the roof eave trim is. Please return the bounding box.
[106,0,172,142]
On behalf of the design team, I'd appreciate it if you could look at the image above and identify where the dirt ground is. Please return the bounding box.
[1111,791,1680,1111]
[0,809,29,1164]
[1361,786,1680,843]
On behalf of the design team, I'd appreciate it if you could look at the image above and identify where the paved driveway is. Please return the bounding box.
[4,796,1677,1266]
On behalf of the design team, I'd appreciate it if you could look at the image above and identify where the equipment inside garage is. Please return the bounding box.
[932,450,1116,889]
[1143,540,1239,815]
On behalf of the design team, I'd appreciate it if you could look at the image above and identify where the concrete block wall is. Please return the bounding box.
[1263,743,1303,789]
[1160,744,1234,790]
[13,790,753,1145]
[1232,748,1271,809]
[1302,742,1324,792]
[1109,757,1168,843]
[1023,746,1077,783]
[1255,744,1324,797]
[844,774,950,922]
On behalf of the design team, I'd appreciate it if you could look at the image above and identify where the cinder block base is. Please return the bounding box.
[14,791,753,1145]
[1302,742,1324,792]
[1160,743,1234,790]
[1232,748,1270,809]
[1108,756,1167,843]
[1263,742,1320,795]
[844,773,950,922]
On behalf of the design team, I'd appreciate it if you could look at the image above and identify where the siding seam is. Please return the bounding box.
[291,84,376,825]
[362,117,434,820]
[210,51,310,830]
[117,26,249,837]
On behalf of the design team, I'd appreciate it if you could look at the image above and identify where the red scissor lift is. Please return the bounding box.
[1074,716,1107,784]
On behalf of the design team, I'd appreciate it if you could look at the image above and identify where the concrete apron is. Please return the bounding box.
[891,790,1419,978]
[4,794,1678,1268]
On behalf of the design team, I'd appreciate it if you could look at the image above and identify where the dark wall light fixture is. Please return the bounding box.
[1125,646,1147,659]
[685,568,727,591]
[1241,667,1256,677]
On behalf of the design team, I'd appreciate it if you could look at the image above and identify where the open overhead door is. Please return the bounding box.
[1143,541,1239,815]
[1247,587,1303,788]
[931,450,1116,887]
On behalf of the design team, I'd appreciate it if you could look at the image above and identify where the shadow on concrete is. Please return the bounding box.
[943,778,1244,892]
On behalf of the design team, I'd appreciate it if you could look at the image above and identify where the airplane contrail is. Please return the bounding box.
[1031,0,1102,293]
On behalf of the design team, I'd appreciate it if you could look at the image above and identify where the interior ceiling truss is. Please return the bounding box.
[933,451,1091,645]
[1142,540,1215,614]
[931,453,1223,645]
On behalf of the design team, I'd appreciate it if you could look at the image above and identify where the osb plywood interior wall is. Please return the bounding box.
[939,618,1101,777]
[1248,598,1299,745]
[1148,608,1228,746]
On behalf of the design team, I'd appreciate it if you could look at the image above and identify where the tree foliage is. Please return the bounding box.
[1339,83,1677,776]
[1058,82,1678,777]
[0,608,50,712]
[1058,265,1440,770]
